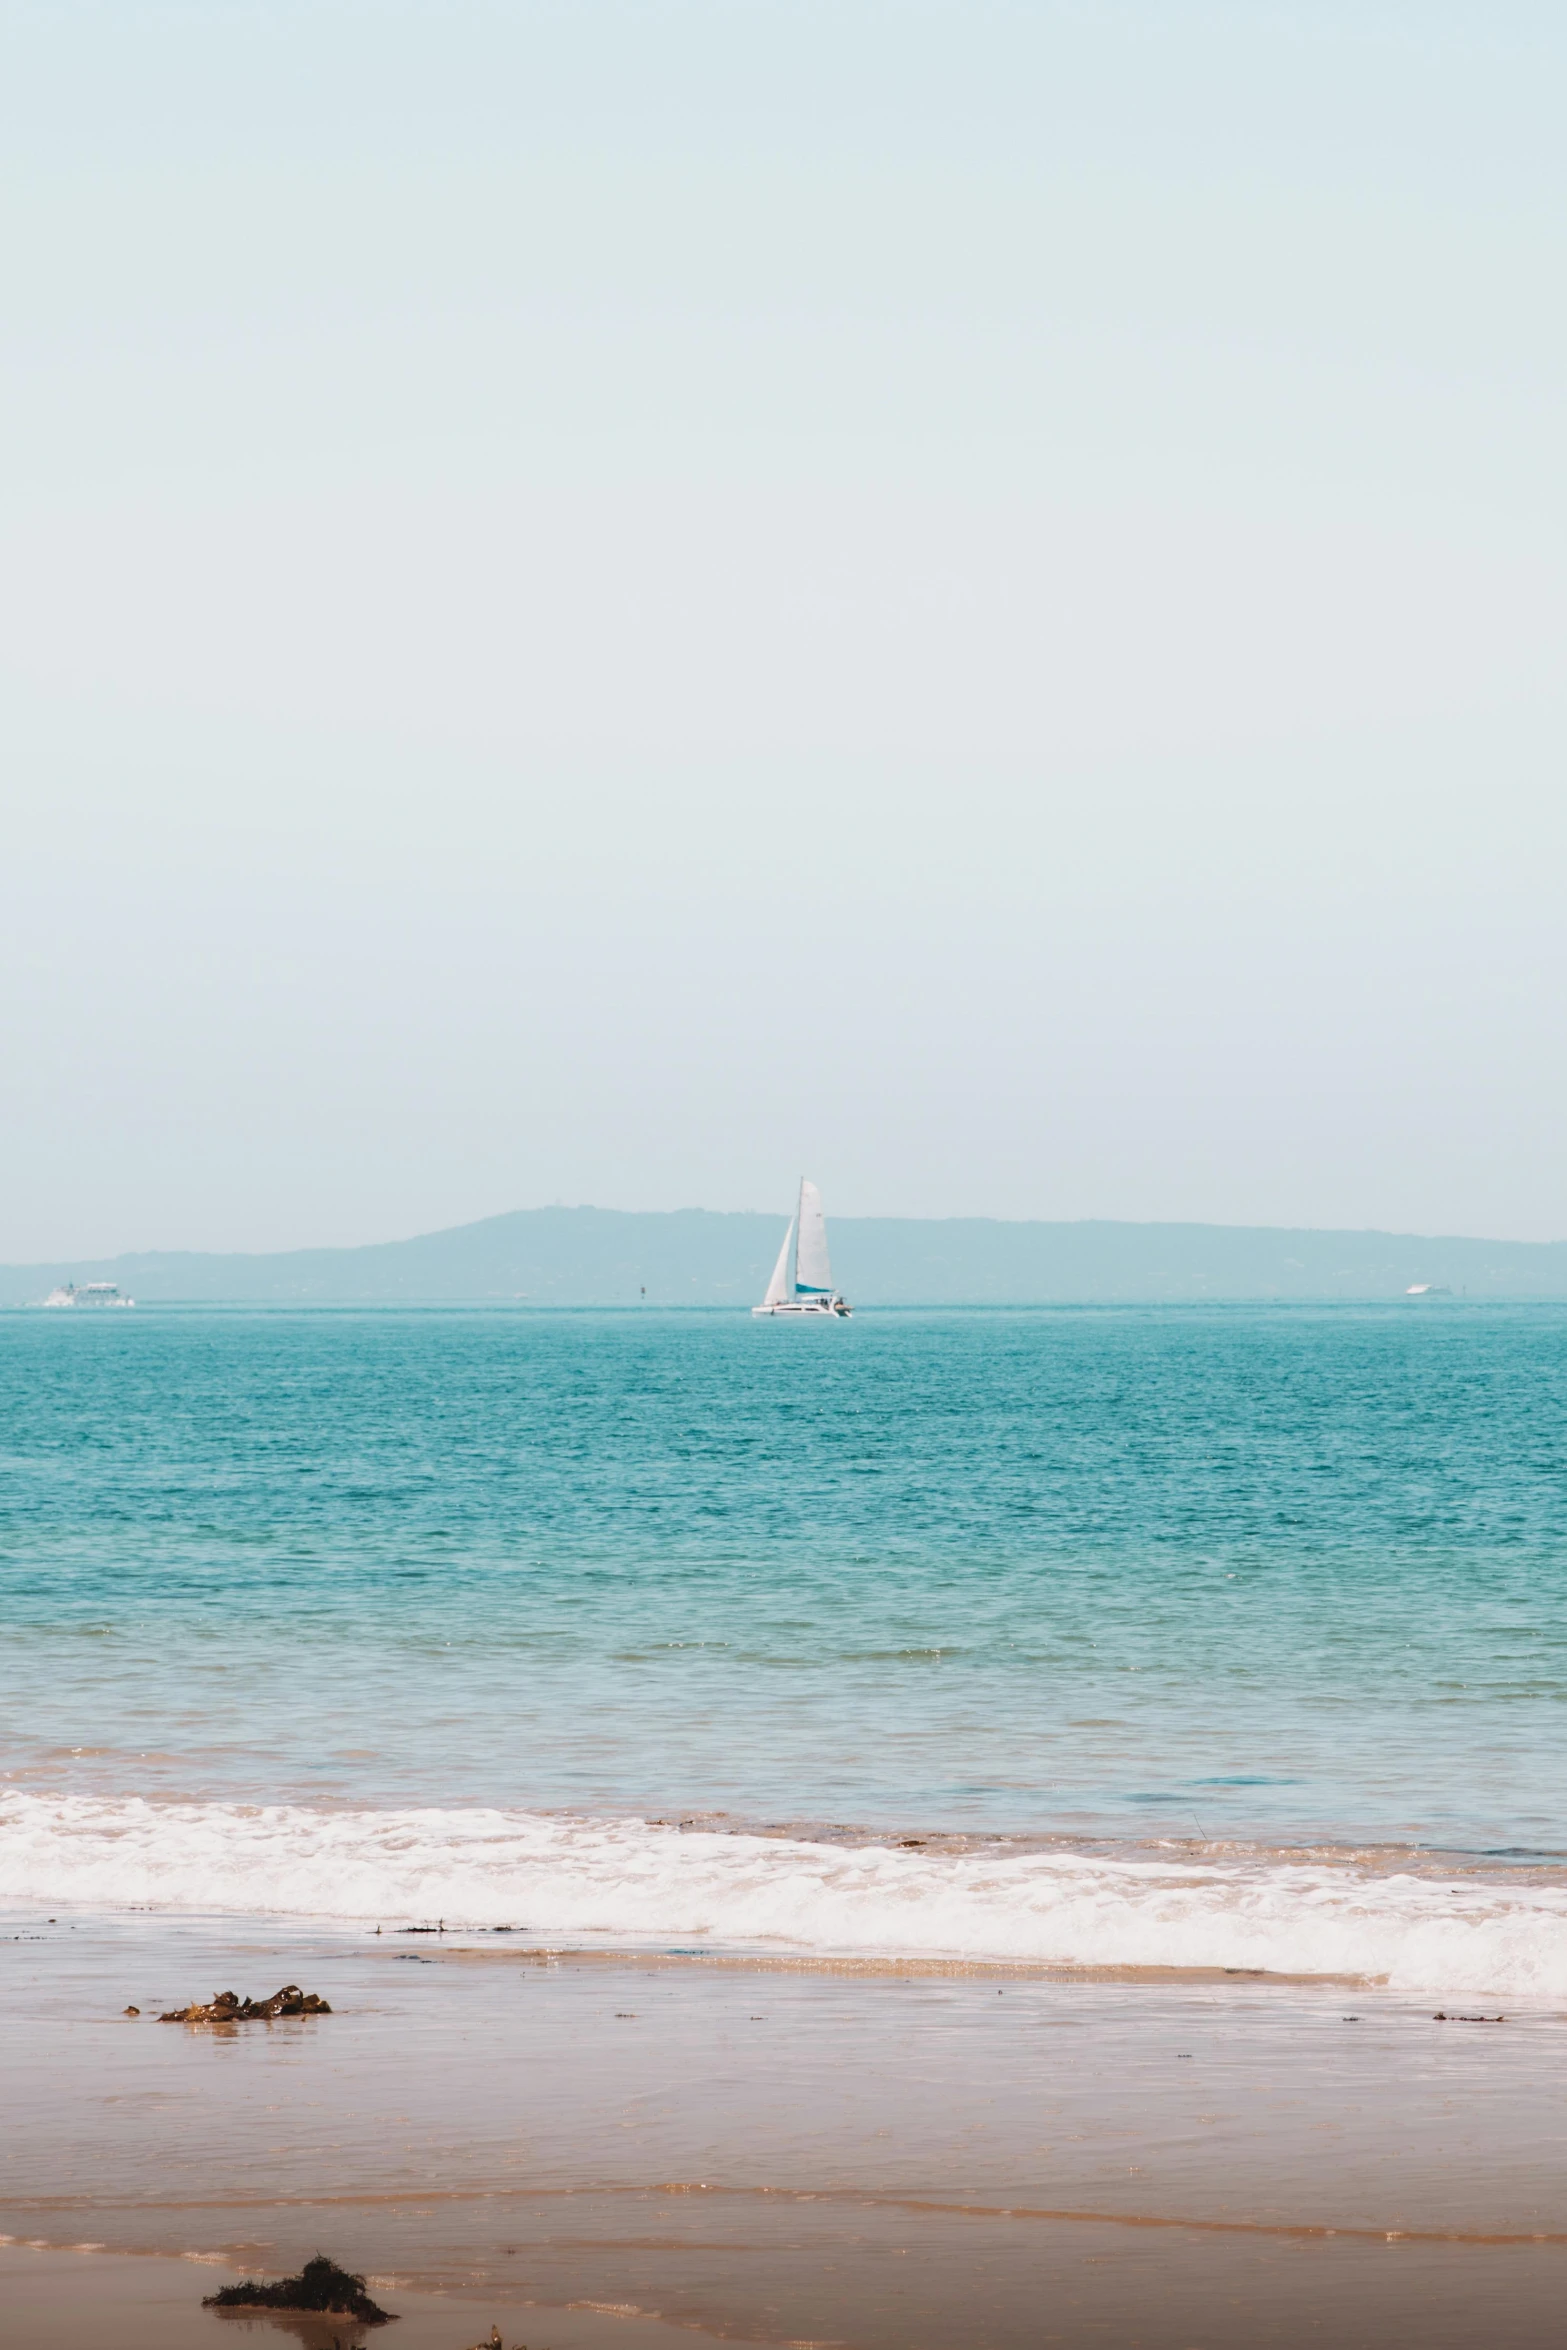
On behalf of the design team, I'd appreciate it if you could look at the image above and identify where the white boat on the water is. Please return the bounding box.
[42,1282,135,1308]
[753,1180,851,1317]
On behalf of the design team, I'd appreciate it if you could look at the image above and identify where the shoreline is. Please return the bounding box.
[7,1909,1567,2345]
[13,1897,1555,1996]
[431,1944,1397,1989]
[9,1791,1567,2003]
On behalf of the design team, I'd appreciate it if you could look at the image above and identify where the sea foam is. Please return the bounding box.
[2,1792,1564,1998]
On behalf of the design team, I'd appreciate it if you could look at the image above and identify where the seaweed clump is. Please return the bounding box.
[202,2255,394,2324]
[159,1984,332,2022]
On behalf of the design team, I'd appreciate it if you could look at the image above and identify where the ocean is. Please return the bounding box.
[3,1303,1565,1996]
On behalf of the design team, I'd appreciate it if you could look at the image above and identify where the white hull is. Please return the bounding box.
[752,1295,851,1318]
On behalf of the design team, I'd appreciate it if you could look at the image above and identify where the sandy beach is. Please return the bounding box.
[6,1907,1565,2347]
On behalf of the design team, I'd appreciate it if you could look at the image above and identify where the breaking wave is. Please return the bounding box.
[2,1792,1565,1999]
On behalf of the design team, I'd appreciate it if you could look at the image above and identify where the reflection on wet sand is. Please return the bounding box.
[4,1913,1566,2348]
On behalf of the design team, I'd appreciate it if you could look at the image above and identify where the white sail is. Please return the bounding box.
[794,1178,833,1294]
[761,1220,795,1307]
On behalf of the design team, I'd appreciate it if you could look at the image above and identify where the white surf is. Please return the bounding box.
[3,1792,1565,2000]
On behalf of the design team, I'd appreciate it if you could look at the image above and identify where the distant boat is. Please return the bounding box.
[753,1180,852,1317]
[42,1282,135,1309]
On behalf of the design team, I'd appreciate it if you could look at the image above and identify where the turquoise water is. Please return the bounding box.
[3,1303,1564,1854]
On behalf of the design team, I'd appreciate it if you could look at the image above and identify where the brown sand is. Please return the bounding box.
[5,2223,1566,2350]
[4,1914,1565,2347]
[0,2247,766,2350]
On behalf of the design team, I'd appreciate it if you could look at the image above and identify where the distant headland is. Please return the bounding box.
[4,1207,1566,1305]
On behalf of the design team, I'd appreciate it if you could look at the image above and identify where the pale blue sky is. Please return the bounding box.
[4,1,1565,1253]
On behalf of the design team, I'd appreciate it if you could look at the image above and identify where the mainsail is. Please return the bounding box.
[762,1219,795,1308]
[793,1179,833,1294]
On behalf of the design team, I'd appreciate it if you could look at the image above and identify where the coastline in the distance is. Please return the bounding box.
[7,1206,1567,1307]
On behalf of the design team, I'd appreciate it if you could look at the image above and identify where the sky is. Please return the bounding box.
[3,0,1565,1257]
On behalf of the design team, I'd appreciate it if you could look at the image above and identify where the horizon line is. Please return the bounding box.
[5,1203,1567,1271]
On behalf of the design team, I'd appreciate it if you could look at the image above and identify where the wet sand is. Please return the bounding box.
[5,1910,1566,2347]
[0,2247,770,2350]
[7,2219,1567,2350]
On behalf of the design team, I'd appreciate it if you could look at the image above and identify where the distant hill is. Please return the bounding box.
[3,1207,1567,1305]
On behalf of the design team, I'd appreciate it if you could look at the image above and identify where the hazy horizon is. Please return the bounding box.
[12,1201,1567,1318]
[11,1197,1567,1271]
[6,1,1565,1258]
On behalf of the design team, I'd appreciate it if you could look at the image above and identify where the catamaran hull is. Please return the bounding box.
[752,1297,851,1317]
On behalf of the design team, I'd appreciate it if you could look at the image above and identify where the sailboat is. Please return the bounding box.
[753,1179,852,1317]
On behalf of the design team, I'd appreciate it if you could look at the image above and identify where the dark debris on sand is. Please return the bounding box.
[160,1984,332,2022]
[203,2255,393,2323]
